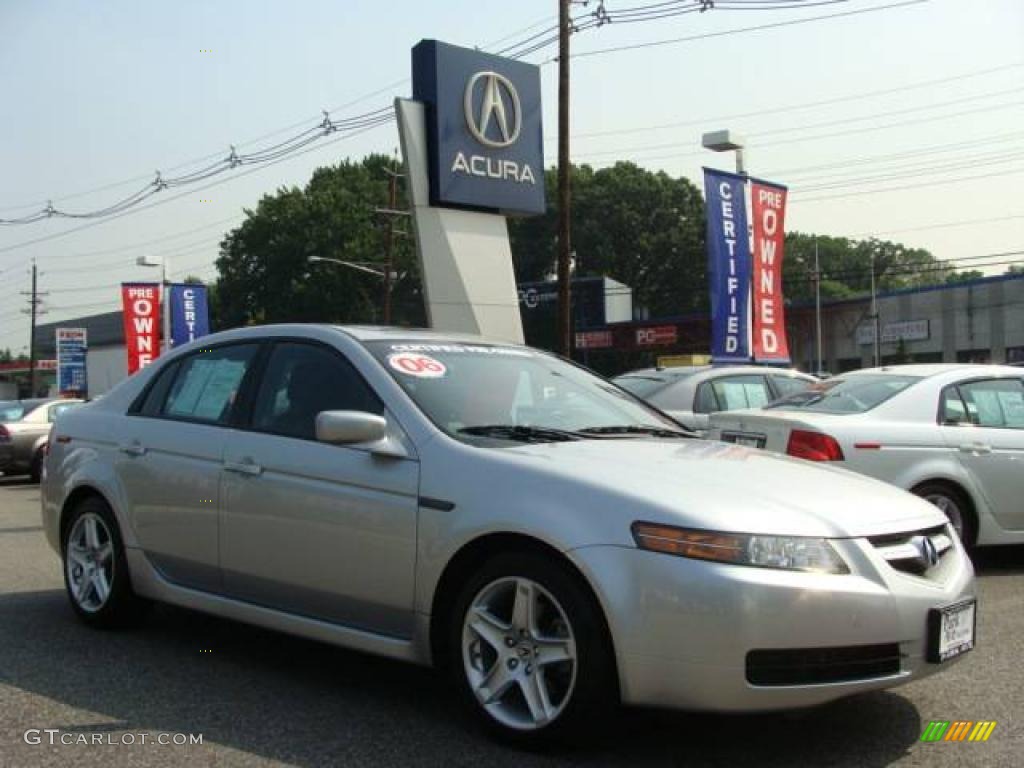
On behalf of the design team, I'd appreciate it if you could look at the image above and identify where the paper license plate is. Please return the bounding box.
[927,599,976,663]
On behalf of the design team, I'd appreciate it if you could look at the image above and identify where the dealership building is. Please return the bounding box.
[786,272,1024,372]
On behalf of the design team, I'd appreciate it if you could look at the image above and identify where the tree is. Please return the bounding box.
[1007,265,1024,275]
[509,162,706,317]
[213,155,422,330]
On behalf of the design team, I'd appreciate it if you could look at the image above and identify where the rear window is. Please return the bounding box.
[0,402,25,421]
[613,375,673,399]
[769,374,920,414]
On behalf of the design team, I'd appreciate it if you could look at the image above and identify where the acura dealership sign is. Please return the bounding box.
[412,39,544,215]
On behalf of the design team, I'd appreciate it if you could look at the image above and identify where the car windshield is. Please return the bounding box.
[366,341,686,441]
[0,401,27,421]
[767,374,921,414]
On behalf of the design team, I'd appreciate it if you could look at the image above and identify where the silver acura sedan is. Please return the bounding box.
[42,325,976,743]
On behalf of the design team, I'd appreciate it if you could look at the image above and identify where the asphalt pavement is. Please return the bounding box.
[0,474,1021,767]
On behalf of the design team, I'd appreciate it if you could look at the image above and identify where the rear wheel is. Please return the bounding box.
[449,552,615,745]
[28,448,43,482]
[62,497,150,627]
[913,482,976,548]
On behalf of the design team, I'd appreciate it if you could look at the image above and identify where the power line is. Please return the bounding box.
[848,213,1024,238]
[792,166,1024,203]
[565,60,1024,141]
[568,0,930,61]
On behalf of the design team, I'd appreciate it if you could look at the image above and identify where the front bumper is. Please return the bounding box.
[570,532,975,712]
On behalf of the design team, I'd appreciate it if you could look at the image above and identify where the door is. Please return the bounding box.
[940,377,1024,531]
[118,343,260,590]
[220,340,419,638]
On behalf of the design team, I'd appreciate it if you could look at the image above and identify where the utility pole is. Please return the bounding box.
[814,237,822,374]
[376,156,409,326]
[383,167,398,325]
[870,253,880,367]
[556,0,572,357]
[20,261,47,396]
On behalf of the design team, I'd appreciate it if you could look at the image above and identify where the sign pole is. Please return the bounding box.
[556,0,572,358]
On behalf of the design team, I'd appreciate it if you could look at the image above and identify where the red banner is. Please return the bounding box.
[751,181,790,362]
[574,331,613,349]
[121,283,161,374]
[635,325,678,347]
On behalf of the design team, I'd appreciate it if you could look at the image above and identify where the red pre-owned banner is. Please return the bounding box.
[121,283,161,374]
[751,180,791,363]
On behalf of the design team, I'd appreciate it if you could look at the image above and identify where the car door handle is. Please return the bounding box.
[959,442,992,455]
[224,459,262,476]
[118,441,147,457]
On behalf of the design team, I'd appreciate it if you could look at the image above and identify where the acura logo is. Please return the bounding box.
[464,71,521,148]
[911,535,940,569]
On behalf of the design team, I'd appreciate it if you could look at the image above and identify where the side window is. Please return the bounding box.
[694,382,719,414]
[710,375,771,411]
[137,361,181,416]
[48,402,78,422]
[957,379,1024,429]
[939,386,969,425]
[251,342,383,440]
[161,345,258,424]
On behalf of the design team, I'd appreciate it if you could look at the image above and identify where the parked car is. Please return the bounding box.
[709,364,1024,548]
[613,365,817,433]
[0,398,82,481]
[43,326,975,743]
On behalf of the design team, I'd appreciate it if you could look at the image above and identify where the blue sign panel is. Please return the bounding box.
[169,283,210,347]
[412,39,545,215]
[56,328,87,395]
[703,168,752,363]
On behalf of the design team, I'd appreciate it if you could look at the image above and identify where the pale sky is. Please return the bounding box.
[1,0,1022,355]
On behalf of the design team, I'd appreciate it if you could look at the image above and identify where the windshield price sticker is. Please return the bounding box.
[388,353,447,378]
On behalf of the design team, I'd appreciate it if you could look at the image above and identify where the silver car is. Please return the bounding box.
[613,365,816,434]
[0,398,82,481]
[42,325,976,743]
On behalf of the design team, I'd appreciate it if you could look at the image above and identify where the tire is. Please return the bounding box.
[913,482,976,548]
[28,448,43,483]
[62,496,150,628]
[449,551,616,746]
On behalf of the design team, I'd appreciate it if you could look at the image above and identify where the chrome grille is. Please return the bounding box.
[868,525,954,579]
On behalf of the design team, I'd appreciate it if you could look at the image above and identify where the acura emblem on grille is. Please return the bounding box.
[910,535,940,569]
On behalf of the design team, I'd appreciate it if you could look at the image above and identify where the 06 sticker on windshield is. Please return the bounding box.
[388,353,447,378]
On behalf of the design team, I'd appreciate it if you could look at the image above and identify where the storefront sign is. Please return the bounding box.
[56,328,87,395]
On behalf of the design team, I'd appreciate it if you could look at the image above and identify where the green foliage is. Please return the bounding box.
[1007,264,1024,275]
[509,162,707,317]
[213,155,422,330]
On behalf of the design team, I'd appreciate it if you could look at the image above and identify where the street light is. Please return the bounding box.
[135,254,171,353]
[701,129,747,175]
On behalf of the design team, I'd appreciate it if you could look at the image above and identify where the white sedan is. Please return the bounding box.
[613,365,816,434]
[709,364,1024,548]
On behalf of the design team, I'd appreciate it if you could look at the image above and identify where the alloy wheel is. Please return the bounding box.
[925,493,965,541]
[461,576,577,731]
[66,512,115,613]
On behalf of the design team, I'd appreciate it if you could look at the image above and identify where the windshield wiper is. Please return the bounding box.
[457,425,582,443]
[576,425,692,439]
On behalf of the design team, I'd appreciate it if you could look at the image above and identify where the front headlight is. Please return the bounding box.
[631,522,849,574]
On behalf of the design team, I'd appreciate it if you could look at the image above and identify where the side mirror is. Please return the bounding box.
[315,410,388,446]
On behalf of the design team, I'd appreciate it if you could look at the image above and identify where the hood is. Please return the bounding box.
[501,437,944,538]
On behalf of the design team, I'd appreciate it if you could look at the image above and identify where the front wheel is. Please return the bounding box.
[913,482,975,548]
[62,497,150,628]
[450,552,615,745]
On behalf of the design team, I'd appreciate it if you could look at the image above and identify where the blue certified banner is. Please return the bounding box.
[412,39,544,215]
[703,168,752,363]
[169,283,210,347]
[56,328,87,395]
